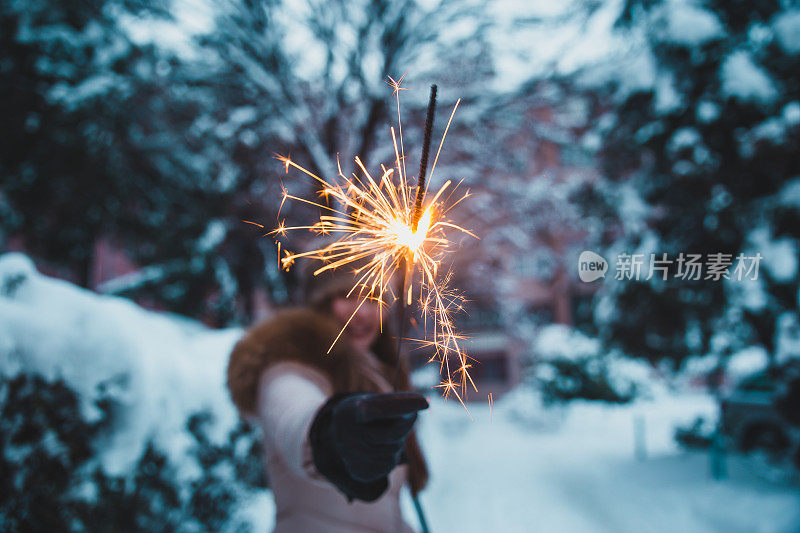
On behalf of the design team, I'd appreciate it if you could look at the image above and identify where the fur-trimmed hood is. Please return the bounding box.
[227,307,367,415]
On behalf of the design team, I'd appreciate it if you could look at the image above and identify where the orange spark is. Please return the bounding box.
[386,73,409,96]
[270,77,477,408]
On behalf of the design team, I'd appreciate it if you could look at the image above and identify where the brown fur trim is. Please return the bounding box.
[227,308,357,415]
[226,307,428,494]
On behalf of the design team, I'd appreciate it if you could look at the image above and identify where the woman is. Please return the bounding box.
[227,268,428,532]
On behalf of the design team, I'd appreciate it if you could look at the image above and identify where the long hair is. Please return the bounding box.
[310,292,402,369]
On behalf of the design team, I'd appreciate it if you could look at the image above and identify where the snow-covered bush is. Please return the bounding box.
[725,346,770,385]
[0,373,265,532]
[496,385,566,430]
[0,254,269,530]
[530,325,654,405]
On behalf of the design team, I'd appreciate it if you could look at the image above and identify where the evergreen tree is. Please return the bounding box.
[0,0,284,323]
[590,0,800,368]
[0,0,144,286]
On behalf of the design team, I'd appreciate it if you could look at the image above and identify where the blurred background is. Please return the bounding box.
[1,0,799,531]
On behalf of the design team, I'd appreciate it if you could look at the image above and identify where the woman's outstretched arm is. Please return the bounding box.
[256,362,330,476]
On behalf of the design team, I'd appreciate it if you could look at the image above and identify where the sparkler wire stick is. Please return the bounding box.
[394,85,437,533]
[392,265,410,391]
[412,85,437,232]
[394,84,437,390]
[413,493,431,533]
[392,265,431,533]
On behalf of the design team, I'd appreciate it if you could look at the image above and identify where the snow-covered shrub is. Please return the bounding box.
[496,385,566,430]
[0,254,269,529]
[725,346,770,385]
[537,357,635,405]
[0,372,265,531]
[530,325,652,405]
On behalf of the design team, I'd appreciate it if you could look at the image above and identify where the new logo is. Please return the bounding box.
[578,251,608,282]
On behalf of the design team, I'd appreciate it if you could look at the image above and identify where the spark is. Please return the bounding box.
[386,73,409,96]
[271,77,477,407]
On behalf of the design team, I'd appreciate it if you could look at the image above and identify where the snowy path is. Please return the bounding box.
[414,396,800,533]
[418,409,601,532]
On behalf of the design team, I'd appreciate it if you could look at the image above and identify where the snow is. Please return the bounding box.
[784,102,800,125]
[778,177,800,207]
[439,16,481,44]
[654,73,682,114]
[614,45,658,96]
[3,254,798,532]
[606,354,662,398]
[725,346,769,384]
[614,182,651,237]
[556,0,629,75]
[728,271,768,312]
[97,263,169,294]
[531,324,661,399]
[233,492,277,532]
[651,3,724,47]
[535,324,600,361]
[774,312,800,365]
[680,353,719,380]
[748,227,798,283]
[736,100,800,153]
[215,107,259,139]
[773,10,800,55]
[751,117,788,144]
[720,51,778,104]
[667,127,702,154]
[0,252,242,479]
[486,0,630,93]
[117,0,215,60]
[696,100,721,123]
[417,392,799,533]
[198,219,228,253]
[273,2,327,83]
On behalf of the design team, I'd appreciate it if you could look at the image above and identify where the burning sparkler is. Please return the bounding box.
[262,78,478,407]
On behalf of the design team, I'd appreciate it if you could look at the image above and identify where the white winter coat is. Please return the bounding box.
[256,360,417,533]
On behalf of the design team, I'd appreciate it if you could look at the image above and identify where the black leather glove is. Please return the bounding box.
[309,392,428,502]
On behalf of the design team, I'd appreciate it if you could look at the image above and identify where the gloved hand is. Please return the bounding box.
[309,392,428,502]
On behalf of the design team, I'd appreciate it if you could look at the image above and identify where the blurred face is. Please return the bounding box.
[330,295,381,354]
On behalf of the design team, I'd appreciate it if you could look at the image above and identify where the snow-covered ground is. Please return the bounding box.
[1,253,798,532]
[416,395,800,533]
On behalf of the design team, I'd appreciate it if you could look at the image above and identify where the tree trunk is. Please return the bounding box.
[77,248,93,289]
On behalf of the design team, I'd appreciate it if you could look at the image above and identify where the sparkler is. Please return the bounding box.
[264,77,478,407]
